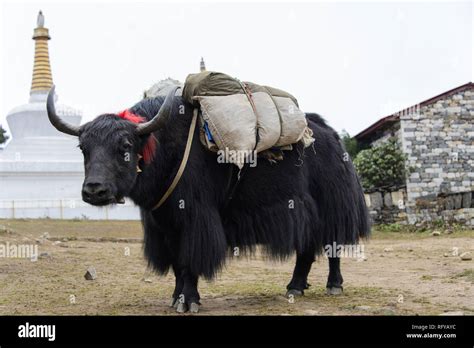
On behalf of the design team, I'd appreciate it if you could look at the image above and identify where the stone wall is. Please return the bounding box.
[400,86,474,225]
[364,189,407,224]
[364,188,474,226]
[410,191,474,226]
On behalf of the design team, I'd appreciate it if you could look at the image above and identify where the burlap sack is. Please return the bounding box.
[272,96,308,146]
[198,92,308,160]
[198,94,257,168]
[185,71,314,167]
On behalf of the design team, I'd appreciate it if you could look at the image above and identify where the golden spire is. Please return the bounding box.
[30,11,53,94]
[200,57,206,72]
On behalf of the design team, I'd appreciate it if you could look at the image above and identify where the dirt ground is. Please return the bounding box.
[0,219,472,315]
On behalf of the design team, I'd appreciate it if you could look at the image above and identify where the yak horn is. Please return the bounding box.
[135,86,179,135]
[46,85,80,136]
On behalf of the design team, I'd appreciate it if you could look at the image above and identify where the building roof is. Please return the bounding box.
[355,82,474,142]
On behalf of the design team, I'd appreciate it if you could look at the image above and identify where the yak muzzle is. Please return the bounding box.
[82,181,113,206]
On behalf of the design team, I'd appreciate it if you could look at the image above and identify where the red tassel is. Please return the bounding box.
[117,109,145,124]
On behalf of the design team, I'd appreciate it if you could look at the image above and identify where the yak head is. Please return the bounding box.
[46,85,178,206]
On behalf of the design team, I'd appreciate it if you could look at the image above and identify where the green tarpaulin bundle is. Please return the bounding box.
[183,71,314,168]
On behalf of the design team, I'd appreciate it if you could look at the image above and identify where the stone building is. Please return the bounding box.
[355,82,474,226]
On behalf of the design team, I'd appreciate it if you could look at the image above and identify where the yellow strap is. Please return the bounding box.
[152,108,198,210]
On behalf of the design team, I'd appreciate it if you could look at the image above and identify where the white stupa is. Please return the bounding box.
[0,11,139,219]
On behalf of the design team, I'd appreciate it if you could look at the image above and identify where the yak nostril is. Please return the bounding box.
[96,189,108,198]
[83,182,109,198]
[85,182,100,192]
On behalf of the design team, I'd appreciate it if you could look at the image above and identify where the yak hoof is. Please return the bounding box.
[189,302,200,313]
[286,289,304,298]
[175,302,199,313]
[176,302,187,313]
[326,287,343,296]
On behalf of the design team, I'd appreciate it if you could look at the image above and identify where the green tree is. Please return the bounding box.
[353,138,407,190]
[340,130,361,159]
[0,125,8,145]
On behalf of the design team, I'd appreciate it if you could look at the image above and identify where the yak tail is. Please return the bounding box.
[306,113,371,247]
[353,171,371,240]
[334,130,371,243]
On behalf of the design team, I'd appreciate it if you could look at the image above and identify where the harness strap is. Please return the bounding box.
[152,108,198,210]
[235,79,260,143]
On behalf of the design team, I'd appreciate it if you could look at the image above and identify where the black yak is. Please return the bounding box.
[46,85,370,313]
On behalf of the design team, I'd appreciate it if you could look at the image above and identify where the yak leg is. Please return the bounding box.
[326,256,344,295]
[286,250,314,297]
[175,268,201,313]
[170,264,184,308]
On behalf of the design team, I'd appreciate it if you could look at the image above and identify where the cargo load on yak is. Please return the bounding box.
[182,71,315,168]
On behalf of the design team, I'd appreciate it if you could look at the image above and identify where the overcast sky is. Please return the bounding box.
[1,0,472,136]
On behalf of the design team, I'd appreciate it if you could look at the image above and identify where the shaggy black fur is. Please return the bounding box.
[77,95,370,310]
[127,98,369,277]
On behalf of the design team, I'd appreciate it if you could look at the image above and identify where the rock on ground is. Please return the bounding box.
[460,252,472,261]
[84,267,97,280]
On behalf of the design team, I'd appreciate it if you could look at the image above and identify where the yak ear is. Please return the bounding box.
[137,133,150,148]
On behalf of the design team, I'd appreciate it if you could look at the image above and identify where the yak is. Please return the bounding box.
[46,85,370,313]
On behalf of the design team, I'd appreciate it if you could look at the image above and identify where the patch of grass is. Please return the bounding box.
[335,287,406,315]
[0,219,142,239]
[412,297,432,304]
[373,307,398,316]
[371,223,473,240]
[203,280,283,297]
[1,218,472,241]
[376,223,405,233]
[420,275,433,281]
[452,269,474,283]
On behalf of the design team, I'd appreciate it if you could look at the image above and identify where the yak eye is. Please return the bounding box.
[120,140,132,155]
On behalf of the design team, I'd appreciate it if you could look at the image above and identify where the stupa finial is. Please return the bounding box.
[30,10,53,94]
[37,10,44,28]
